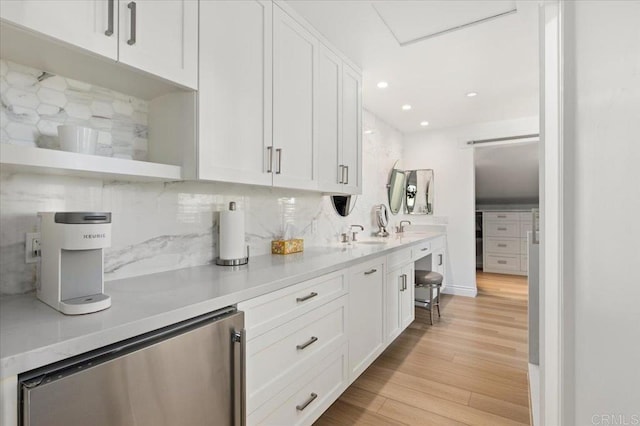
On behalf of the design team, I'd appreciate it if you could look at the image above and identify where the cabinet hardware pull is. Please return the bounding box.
[342,165,347,184]
[438,254,443,266]
[296,336,318,350]
[399,275,404,291]
[403,274,408,291]
[275,148,282,174]
[296,393,318,411]
[497,227,507,231]
[497,244,507,247]
[421,247,429,251]
[344,165,349,184]
[338,165,344,184]
[127,2,136,45]
[266,146,273,173]
[497,215,506,218]
[296,292,318,303]
[364,268,377,275]
[105,0,114,36]
[498,260,507,264]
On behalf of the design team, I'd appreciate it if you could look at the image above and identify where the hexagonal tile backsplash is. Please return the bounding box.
[0,59,148,161]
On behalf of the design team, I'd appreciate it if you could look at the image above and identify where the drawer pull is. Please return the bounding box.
[296,336,318,350]
[296,393,318,411]
[421,247,429,251]
[296,292,318,303]
[364,268,377,275]
[497,215,507,218]
[497,227,507,231]
[497,244,507,248]
[497,260,507,264]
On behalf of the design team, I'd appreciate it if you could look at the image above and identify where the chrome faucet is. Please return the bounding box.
[398,220,412,233]
[350,224,364,241]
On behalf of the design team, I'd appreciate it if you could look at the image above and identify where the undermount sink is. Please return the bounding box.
[356,240,388,245]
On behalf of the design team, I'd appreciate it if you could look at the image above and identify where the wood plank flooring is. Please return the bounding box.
[315,273,530,426]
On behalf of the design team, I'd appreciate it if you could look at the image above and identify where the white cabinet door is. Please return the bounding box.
[348,258,385,382]
[400,264,415,329]
[118,0,198,89]
[272,5,317,190]
[0,0,118,59]
[198,0,272,186]
[385,264,403,344]
[317,44,343,193]
[341,63,362,194]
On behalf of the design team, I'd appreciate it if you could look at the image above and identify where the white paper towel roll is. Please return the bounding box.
[219,206,246,260]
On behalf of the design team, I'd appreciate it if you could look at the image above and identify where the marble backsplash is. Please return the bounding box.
[0,58,148,160]
[0,110,404,296]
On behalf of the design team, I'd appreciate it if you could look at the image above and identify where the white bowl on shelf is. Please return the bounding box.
[57,125,98,155]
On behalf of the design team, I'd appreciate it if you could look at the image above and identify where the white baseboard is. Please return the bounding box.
[442,285,477,297]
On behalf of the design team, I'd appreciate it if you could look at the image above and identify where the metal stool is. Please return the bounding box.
[415,270,443,325]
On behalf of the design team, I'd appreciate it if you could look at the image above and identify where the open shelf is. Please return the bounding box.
[0,144,182,182]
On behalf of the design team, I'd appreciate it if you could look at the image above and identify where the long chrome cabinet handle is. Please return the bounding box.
[403,274,408,290]
[338,165,344,184]
[266,146,273,173]
[364,268,377,275]
[296,393,318,411]
[438,254,443,266]
[275,148,282,174]
[232,329,246,426]
[127,2,136,45]
[344,165,349,184]
[296,336,318,350]
[296,292,318,303]
[105,0,114,36]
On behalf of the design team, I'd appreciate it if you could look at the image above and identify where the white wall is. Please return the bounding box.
[403,116,538,297]
[563,2,640,424]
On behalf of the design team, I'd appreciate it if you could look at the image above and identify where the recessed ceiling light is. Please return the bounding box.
[401,104,412,111]
[377,81,388,89]
[364,129,374,135]
[420,121,429,127]
[466,92,478,97]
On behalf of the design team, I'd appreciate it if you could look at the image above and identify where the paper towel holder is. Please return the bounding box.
[215,202,249,266]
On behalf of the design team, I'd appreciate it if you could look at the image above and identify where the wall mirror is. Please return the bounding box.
[405,169,434,215]
[387,162,405,215]
[330,195,358,217]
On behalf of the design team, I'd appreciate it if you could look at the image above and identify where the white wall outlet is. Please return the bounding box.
[25,232,41,264]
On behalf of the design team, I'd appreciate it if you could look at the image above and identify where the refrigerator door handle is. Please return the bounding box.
[233,329,246,426]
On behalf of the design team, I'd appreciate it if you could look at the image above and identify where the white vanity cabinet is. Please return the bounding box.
[347,257,386,382]
[385,251,415,344]
[483,211,533,275]
[198,0,273,186]
[1,0,198,89]
[340,64,362,194]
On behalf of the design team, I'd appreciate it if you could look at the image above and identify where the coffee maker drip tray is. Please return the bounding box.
[60,293,111,315]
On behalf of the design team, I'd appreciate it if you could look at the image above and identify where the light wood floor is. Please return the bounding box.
[315,273,530,426]
[476,271,528,301]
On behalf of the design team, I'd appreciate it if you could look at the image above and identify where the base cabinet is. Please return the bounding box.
[385,262,415,344]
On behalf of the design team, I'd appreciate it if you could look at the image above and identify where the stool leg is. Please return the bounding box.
[429,286,434,325]
[436,286,441,318]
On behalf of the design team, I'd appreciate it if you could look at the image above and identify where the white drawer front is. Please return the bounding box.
[521,255,528,272]
[485,222,519,238]
[484,211,520,222]
[412,241,432,259]
[239,271,346,337]
[485,237,520,254]
[247,296,346,412]
[387,247,412,269]
[521,239,528,254]
[248,344,347,426]
[486,254,520,271]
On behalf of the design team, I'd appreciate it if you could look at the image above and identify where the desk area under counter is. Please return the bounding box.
[0,232,446,426]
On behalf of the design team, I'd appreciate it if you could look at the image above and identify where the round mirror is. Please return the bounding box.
[387,161,405,215]
[330,195,358,217]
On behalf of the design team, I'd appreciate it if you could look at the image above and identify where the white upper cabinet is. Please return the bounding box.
[1,0,197,89]
[317,44,343,193]
[118,0,198,89]
[341,64,362,194]
[317,47,362,195]
[198,0,272,186]
[0,0,118,59]
[272,5,317,190]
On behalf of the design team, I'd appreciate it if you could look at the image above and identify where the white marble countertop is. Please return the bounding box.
[0,232,443,378]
